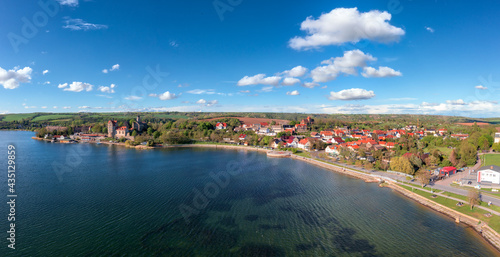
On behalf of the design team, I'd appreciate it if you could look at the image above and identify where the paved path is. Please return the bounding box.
[401,183,500,216]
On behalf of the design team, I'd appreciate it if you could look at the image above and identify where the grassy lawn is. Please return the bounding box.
[480,154,500,167]
[294,151,312,158]
[398,184,500,232]
[1,113,36,122]
[424,146,453,155]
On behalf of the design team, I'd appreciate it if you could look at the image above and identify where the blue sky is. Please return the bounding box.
[1,0,500,117]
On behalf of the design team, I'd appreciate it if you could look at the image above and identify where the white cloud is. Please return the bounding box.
[260,86,274,92]
[239,90,250,93]
[237,74,281,86]
[63,17,108,31]
[328,88,375,100]
[196,99,218,107]
[0,66,33,89]
[63,106,71,109]
[41,106,47,109]
[311,50,376,82]
[58,82,93,92]
[57,0,78,7]
[425,27,435,33]
[43,70,49,75]
[303,82,320,88]
[170,40,179,47]
[178,83,189,88]
[287,90,300,95]
[282,77,301,86]
[446,99,466,105]
[475,85,488,90]
[187,89,216,94]
[125,96,143,101]
[206,100,218,107]
[97,84,116,93]
[158,91,178,100]
[362,66,402,78]
[282,66,308,77]
[53,106,58,109]
[78,106,91,109]
[43,81,51,85]
[289,7,405,50]
[102,64,119,73]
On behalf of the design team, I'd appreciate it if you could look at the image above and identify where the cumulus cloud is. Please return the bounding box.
[58,82,93,92]
[57,0,78,6]
[237,74,281,86]
[475,85,488,90]
[328,88,375,100]
[362,66,402,78]
[98,84,116,93]
[0,66,33,89]
[287,90,300,95]
[196,99,218,107]
[311,50,376,82]
[158,91,178,100]
[282,66,308,77]
[425,26,435,33]
[260,86,274,92]
[282,77,301,86]
[63,17,108,31]
[289,7,405,50]
[124,95,142,101]
[43,70,49,75]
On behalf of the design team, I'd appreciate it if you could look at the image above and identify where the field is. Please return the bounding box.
[1,113,36,122]
[480,154,500,167]
[200,116,289,125]
[456,122,492,126]
[31,114,75,122]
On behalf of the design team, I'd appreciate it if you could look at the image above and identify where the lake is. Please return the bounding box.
[0,131,498,256]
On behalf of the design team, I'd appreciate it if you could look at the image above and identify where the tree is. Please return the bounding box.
[131,130,138,137]
[147,127,154,135]
[467,189,481,210]
[493,143,500,152]
[390,157,414,175]
[415,169,431,188]
[449,149,458,166]
[459,141,477,166]
[153,131,161,139]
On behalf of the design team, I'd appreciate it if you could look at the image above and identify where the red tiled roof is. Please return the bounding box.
[320,131,333,136]
[299,138,309,144]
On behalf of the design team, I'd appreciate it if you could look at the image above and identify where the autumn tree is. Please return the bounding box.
[415,169,431,188]
[467,189,481,210]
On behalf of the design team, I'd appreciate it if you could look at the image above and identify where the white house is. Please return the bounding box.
[495,133,500,144]
[298,138,311,151]
[325,145,340,155]
[477,165,500,184]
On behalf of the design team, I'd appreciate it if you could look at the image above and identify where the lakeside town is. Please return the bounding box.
[32,114,500,189]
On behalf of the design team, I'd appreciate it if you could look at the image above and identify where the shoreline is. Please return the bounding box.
[32,139,500,252]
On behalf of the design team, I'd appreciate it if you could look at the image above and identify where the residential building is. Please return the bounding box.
[216,122,227,130]
[495,133,500,144]
[298,138,311,150]
[477,165,500,184]
[107,120,118,138]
